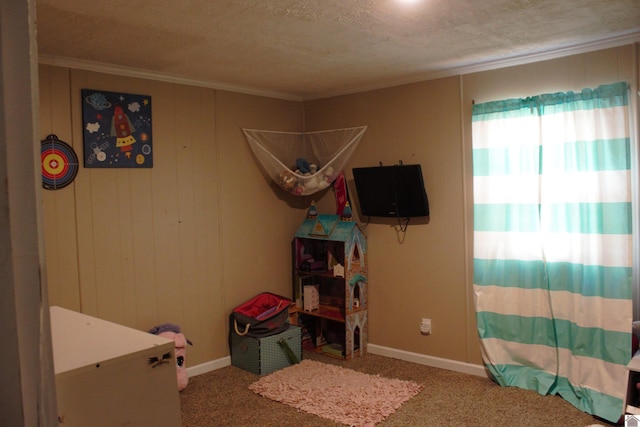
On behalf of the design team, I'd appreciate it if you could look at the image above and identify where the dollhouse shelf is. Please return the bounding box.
[290,305,345,322]
[290,213,368,360]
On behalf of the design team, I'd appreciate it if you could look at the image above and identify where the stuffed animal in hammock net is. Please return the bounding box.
[242,126,367,196]
[148,323,193,391]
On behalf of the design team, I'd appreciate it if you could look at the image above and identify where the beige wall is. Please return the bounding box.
[305,76,475,362]
[306,44,638,365]
[40,43,638,368]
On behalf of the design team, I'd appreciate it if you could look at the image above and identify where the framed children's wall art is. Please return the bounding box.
[82,89,153,168]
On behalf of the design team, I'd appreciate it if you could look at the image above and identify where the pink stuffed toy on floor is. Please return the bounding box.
[148,323,193,391]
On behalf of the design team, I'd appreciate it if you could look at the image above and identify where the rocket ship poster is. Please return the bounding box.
[81,89,153,168]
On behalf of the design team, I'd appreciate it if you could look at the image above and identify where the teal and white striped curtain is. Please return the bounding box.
[472,82,633,423]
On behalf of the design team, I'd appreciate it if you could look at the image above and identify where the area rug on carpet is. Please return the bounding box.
[249,359,424,427]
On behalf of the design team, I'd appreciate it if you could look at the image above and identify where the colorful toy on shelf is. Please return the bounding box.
[307,201,318,219]
[341,201,353,221]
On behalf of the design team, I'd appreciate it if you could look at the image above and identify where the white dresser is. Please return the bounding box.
[50,306,182,426]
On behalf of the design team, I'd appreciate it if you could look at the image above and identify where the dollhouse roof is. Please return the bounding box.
[294,214,361,242]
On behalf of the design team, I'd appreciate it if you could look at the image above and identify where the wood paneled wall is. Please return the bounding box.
[39,66,305,364]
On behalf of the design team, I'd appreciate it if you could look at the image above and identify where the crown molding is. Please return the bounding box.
[444,29,640,77]
[37,54,304,102]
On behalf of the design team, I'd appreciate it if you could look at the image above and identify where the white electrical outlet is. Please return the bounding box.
[420,318,431,335]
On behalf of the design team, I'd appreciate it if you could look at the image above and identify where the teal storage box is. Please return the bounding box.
[231,325,301,375]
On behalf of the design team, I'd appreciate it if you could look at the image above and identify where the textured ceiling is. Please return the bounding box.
[36,0,640,100]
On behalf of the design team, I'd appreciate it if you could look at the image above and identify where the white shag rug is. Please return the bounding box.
[249,359,424,427]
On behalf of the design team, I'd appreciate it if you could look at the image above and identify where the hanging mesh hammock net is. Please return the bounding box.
[243,126,367,196]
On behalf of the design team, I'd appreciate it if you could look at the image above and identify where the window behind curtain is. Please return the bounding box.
[471,82,633,423]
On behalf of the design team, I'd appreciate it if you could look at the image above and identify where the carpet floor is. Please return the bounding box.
[180,351,615,426]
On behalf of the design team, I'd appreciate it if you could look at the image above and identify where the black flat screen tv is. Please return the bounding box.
[352,164,430,218]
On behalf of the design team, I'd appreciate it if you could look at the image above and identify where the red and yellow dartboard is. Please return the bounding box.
[41,134,79,190]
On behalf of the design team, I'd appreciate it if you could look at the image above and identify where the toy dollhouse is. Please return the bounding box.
[290,213,368,360]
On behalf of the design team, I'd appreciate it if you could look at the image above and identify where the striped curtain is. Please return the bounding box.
[472,82,632,423]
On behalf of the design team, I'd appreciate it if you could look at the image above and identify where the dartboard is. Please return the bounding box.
[41,134,79,190]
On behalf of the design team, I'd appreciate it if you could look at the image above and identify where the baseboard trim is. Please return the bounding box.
[367,344,488,378]
[187,346,487,378]
[187,355,231,377]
